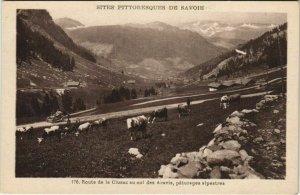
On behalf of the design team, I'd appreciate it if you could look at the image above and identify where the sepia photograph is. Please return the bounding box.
[1,1,299,194]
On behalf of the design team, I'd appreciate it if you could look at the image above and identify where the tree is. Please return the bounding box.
[131,88,137,99]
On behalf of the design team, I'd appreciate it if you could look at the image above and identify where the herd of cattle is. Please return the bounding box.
[16,94,241,142]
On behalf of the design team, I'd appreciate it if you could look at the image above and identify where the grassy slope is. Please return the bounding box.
[16,96,262,177]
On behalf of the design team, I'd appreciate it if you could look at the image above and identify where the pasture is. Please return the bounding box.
[16,96,262,178]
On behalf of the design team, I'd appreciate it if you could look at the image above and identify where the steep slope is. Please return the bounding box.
[179,21,278,49]
[66,22,226,79]
[17,9,140,89]
[182,23,287,80]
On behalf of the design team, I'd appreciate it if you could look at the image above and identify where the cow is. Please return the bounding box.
[16,126,33,140]
[229,94,241,103]
[126,115,148,141]
[220,95,229,109]
[41,125,62,142]
[77,122,91,134]
[177,104,190,118]
[148,107,168,123]
[91,118,108,130]
[220,94,241,109]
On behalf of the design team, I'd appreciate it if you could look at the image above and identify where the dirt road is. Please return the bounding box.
[16,91,271,130]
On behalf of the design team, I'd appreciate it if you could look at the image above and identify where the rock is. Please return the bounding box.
[207,145,223,152]
[178,161,202,178]
[239,150,252,162]
[220,166,233,173]
[253,136,264,143]
[207,138,215,147]
[196,123,204,127]
[209,166,221,179]
[226,116,244,125]
[170,154,188,167]
[233,165,248,175]
[185,152,199,161]
[202,148,213,158]
[274,129,281,134]
[280,139,286,144]
[158,165,166,176]
[207,149,241,166]
[162,165,179,178]
[251,149,258,155]
[230,111,245,118]
[273,110,279,114]
[213,124,223,133]
[280,156,286,161]
[161,133,166,137]
[221,140,241,151]
[136,154,143,159]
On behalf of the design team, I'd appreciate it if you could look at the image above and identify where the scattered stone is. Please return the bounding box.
[280,139,286,144]
[161,133,166,137]
[273,110,279,114]
[274,129,281,134]
[128,148,143,159]
[253,137,264,143]
[196,123,204,127]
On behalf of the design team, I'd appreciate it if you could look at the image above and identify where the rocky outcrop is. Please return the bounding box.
[158,94,281,179]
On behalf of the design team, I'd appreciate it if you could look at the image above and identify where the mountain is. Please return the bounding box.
[54,17,84,30]
[17,10,140,89]
[179,21,278,49]
[63,21,226,79]
[182,23,287,80]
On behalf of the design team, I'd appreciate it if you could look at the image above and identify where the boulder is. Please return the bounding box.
[213,124,223,133]
[226,116,244,126]
[207,150,241,166]
[178,161,202,178]
[207,144,223,152]
[209,166,221,179]
[162,165,179,178]
[207,138,215,147]
[221,140,241,151]
[202,148,213,158]
[239,150,253,162]
[230,111,245,118]
[170,154,188,167]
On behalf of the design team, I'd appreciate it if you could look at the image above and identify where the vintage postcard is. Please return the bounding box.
[0,1,299,194]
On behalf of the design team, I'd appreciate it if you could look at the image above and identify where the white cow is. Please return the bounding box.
[220,95,229,109]
[126,115,148,141]
[77,122,91,134]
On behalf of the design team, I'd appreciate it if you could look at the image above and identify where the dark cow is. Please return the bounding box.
[177,104,190,118]
[229,94,241,103]
[126,115,148,141]
[148,107,168,123]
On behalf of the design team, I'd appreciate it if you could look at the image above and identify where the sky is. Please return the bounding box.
[48,8,287,27]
